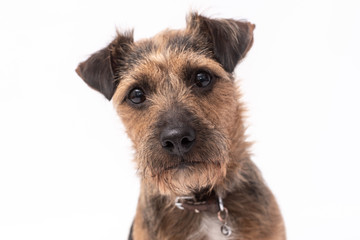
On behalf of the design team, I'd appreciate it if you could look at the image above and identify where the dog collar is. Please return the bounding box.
[175,193,219,213]
[175,193,232,236]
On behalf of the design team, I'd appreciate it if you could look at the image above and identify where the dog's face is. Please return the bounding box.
[76,13,254,196]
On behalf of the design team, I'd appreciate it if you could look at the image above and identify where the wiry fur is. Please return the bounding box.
[76,12,285,240]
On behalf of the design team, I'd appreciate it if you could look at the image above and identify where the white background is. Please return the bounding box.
[1,0,359,239]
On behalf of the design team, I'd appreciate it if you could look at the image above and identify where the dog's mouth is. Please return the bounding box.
[163,160,204,171]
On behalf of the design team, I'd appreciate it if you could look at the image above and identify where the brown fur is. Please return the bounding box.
[76,12,285,240]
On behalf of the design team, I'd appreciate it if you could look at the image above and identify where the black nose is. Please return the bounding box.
[160,126,196,156]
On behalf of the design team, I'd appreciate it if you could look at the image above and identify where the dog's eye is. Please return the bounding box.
[128,88,146,104]
[195,71,212,88]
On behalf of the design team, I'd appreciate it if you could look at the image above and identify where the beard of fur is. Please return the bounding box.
[153,161,227,196]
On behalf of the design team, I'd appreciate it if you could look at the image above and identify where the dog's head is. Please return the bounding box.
[76,13,254,196]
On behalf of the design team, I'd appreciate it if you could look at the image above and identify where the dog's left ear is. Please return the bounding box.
[187,13,255,73]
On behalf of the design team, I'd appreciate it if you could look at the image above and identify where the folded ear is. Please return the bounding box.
[76,31,133,100]
[187,13,255,73]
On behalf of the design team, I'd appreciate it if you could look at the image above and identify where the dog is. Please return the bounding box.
[76,12,285,240]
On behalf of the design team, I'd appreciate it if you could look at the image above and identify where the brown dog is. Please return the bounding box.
[76,12,285,240]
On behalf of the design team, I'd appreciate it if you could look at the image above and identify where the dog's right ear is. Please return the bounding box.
[76,31,134,100]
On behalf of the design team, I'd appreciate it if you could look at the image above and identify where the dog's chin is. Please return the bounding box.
[153,162,227,196]
[163,161,203,171]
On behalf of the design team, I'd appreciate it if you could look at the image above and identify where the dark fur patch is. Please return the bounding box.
[125,41,157,68]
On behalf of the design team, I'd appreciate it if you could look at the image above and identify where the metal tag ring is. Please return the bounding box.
[221,224,232,236]
[217,207,229,223]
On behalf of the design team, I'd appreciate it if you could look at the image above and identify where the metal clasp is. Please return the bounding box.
[217,197,232,237]
[175,196,195,210]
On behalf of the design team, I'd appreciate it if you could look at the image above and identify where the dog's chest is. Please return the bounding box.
[198,215,229,240]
